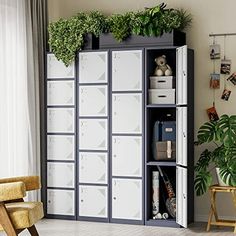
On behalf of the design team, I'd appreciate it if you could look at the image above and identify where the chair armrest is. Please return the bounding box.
[0,176,41,191]
[0,182,26,202]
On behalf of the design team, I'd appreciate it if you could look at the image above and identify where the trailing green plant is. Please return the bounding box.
[194,115,236,196]
[48,11,107,66]
[48,3,192,66]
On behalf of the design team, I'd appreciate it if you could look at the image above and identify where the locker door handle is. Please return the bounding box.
[183,194,186,199]
[183,132,186,138]
[113,197,116,200]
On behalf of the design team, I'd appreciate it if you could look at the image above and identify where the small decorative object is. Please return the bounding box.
[221,89,231,101]
[210,44,221,59]
[194,114,236,196]
[162,213,169,219]
[153,212,162,220]
[154,55,172,76]
[206,106,219,121]
[220,59,231,74]
[152,171,160,218]
[227,72,236,85]
[210,73,220,89]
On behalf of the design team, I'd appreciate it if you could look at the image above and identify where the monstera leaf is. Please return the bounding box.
[217,115,236,147]
[194,170,212,196]
[195,149,212,172]
[197,121,217,144]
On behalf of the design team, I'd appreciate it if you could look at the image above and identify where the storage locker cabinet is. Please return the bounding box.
[79,152,108,184]
[47,162,75,188]
[47,189,75,216]
[47,135,75,161]
[176,167,187,228]
[112,94,142,134]
[112,136,142,177]
[79,185,108,218]
[176,46,187,105]
[47,80,75,106]
[47,54,75,79]
[47,108,75,133]
[79,51,108,84]
[176,107,187,167]
[79,119,108,150]
[112,178,142,220]
[112,50,142,91]
[79,85,108,117]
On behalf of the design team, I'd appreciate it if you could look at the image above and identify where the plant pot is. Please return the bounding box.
[216,168,228,186]
[99,30,186,49]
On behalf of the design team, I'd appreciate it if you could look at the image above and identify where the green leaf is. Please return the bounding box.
[194,171,212,196]
[195,149,212,172]
[197,121,217,144]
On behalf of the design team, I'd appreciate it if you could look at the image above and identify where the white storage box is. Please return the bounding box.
[150,76,173,89]
[149,89,175,104]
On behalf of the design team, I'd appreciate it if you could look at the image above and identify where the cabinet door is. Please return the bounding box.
[112,94,142,134]
[79,152,108,184]
[79,119,107,150]
[176,46,187,105]
[47,189,75,216]
[47,162,74,188]
[79,52,108,83]
[176,166,187,228]
[47,108,74,133]
[176,107,187,166]
[47,135,75,161]
[112,50,142,91]
[79,85,108,117]
[79,185,108,218]
[112,136,142,177]
[47,54,75,79]
[112,178,142,220]
[47,81,74,106]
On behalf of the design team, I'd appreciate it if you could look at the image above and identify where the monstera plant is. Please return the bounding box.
[194,114,236,196]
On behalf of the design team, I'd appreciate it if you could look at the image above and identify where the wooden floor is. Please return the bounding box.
[0,219,235,235]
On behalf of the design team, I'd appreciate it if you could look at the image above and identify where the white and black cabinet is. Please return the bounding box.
[78,51,109,221]
[111,50,144,224]
[145,45,194,228]
[46,53,76,219]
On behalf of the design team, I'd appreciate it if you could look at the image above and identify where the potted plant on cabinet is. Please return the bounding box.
[194,114,236,196]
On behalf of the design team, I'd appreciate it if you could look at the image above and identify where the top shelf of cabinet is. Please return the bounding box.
[146,104,177,108]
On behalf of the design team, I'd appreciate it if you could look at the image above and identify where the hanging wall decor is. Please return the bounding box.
[221,89,231,101]
[210,73,220,89]
[220,59,231,74]
[227,72,236,85]
[206,106,219,121]
[210,44,221,59]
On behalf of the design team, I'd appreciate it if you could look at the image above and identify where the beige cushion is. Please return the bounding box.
[0,202,44,230]
[0,182,26,202]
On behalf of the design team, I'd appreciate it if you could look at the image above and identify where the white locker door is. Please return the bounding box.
[112,50,142,91]
[176,107,188,166]
[79,52,108,83]
[112,136,142,177]
[47,162,74,188]
[79,152,108,184]
[112,94,142,134]
[47,189,75,216]
[47,135,75,161]
[79,85,108,117]
[47,81,74,106]
[176,166,188,228]
[47,108,74,133]
[79,119,108,150]
[176,45,187,105]
[47,54,75,79]
[112,178,142,220]
[79,185,108,218]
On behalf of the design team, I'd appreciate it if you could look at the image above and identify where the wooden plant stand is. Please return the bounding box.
[207,185,236,233]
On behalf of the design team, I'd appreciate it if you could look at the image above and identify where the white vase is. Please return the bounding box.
[215,168,228,186]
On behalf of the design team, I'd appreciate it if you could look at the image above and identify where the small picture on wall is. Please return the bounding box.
[206,106,219,121]
[210,73,220,89]
[221,89,231,101]
[220,59,231,74]
[227,72,236,85]
[210,44,221,59]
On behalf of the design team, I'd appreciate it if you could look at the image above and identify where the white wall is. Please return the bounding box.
[48,0,236,221]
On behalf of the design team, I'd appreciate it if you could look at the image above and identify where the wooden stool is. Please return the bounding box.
[207,185,236,233]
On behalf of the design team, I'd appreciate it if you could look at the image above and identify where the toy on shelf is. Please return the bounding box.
[154,55,172,76]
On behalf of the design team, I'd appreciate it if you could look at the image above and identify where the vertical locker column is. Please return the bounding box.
[78,51,109,221]
[111,50,144,224]
[46,54,76,219]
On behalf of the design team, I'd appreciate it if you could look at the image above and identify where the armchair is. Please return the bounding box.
[0,176,44,236]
